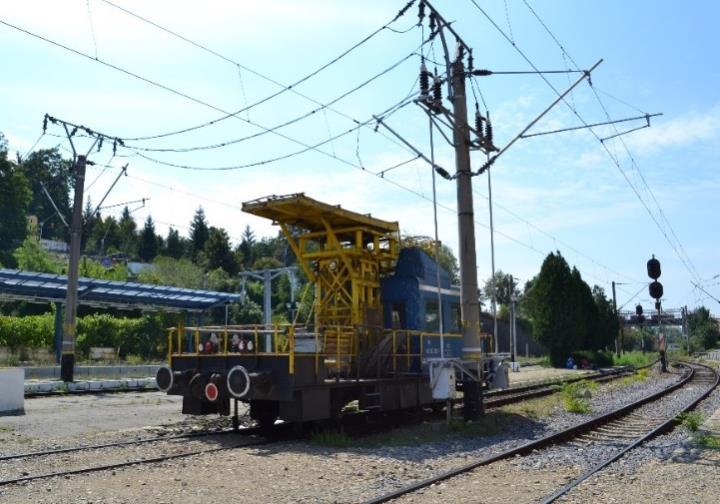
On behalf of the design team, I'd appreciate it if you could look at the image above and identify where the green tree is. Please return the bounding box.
[688,306,719,351]
[483,270,520,307]
[164,227,184,259]
[0,133,32,267]
[238,225,256,268]
[189,207,209,260]
[13,224,61,273]
[401,235,459,283]
[204,227,238,275]
[117,206,138,257]
[138,216,158,262]
[138,256,205,289]
[523,252,580,366]
[592,285,618,351]
[82,199,101,253]
[19,148,71,242]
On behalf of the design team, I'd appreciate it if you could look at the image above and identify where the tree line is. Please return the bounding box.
[2,135,716,362]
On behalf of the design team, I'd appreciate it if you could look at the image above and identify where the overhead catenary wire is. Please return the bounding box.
[7,1,632,292]
[97,0,419,141]
[122,45,429,153]
[94,0,423,159]
[19,18,422,173]
[132,95,416,171]
[469,0,702,292]
[519,0,703,286]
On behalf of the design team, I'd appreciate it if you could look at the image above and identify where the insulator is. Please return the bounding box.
[468,53,474,73]
[647,255,661,279]
[97,136,103,152]
[429,12,436,32]
[435,166,451,180]
[475,110,484,142]
[418,0,425,24]
[485,112,494,146]
[70,127,78,137]
[649,281,664,300]
[419,62,430,97]
[456,41,464,62]
[112,139,117,156]
[432,72,442,106]
[42,114,48,134]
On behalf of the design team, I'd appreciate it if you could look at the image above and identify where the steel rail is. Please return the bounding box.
[25,384,157,398]
[0,436,275,487]
[361,362,695,504]
[0,426,251,462]
[541,361,719,503]
[483,362,657,407]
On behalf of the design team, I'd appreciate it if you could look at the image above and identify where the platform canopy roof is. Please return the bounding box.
[242,193,399,236]
[0,269,241,312]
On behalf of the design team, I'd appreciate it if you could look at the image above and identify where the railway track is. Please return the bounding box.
[0,424,282,487]
[483,363,646,408]
[0,363,655,491]
[362,361,718,504]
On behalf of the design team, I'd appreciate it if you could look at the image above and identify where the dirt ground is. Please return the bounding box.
[0,392,186,452]
[508,365,591,386]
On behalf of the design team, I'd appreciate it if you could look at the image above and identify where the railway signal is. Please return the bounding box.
[647,255,667,372]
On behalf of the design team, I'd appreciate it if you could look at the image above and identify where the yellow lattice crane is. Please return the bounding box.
[242,194,399,373]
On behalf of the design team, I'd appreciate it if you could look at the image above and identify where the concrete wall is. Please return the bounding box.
[0,368,25,415]
[0,347,54,363]
[23,364,161,380]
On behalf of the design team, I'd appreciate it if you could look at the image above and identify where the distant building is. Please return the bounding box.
[39,239,69,254]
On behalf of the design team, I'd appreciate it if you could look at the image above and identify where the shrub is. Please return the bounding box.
[571,350,613,368]
[679,412,703,432]
[0,313,54,350]
[561,380,594,414]
[614,351,655,368]
[0,312,169,360]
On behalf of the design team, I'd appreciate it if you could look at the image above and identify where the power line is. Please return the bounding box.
[97,0,418,141]
[92,0,425,160]
[13,18,420,173]
[122,46,426,153]
[129,95,415,171]
[519,0,702,286]
[469,0,702,290]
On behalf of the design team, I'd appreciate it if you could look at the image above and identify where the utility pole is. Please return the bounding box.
[451,56,483,419]
[683,305,689,354]
[61,154,87,382]
[611,281,620,356]
[510,295,518,371]
[487,163,498,354]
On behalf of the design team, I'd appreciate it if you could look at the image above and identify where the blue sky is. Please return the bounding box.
[1,0,719,313]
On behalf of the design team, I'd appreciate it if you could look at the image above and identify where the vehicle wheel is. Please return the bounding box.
[250,400,279,429]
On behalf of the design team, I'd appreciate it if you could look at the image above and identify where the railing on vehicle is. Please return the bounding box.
[167,323,297,372]
[166,323,480,377]
[383,329,463,372]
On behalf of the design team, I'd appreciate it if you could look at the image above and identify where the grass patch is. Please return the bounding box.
[678,411,704,431]
[311,412,512,448]
[695,435,720,449]
[124,354,144,365]
[613,352,655,368]
[502,394,563,419]
[560,380,596,414]
[312,429,355,448]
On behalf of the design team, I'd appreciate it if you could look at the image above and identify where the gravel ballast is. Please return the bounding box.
[0,365,695,504]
